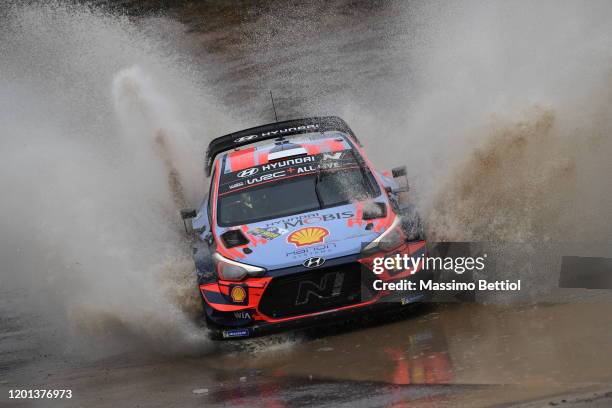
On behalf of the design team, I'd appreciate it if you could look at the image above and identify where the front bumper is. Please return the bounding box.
[208,288,431,340]
[201,241,431,340]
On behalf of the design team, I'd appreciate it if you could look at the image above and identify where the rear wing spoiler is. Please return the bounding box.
[204,116,361,176]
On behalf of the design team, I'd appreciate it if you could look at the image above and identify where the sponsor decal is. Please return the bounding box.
[245,170,286,185]
[295,272,344,306]
[261,124,318,137]
[234,134,259,143]
[219,150,358,195]
[400,293,426,305]
[319,162,342,170]
[287,227,329,247]
[261,156,315,172]
[233,125,320,145]
[237,168,259,178]
[322,152,343,160]
[286,243,337,258]
[230,285,247,303]
[234,310,251,320]
[222,328,250,338]
[318,152,349,169]
[248,226,287,240]
[267,211,354,229]
[296,165,317,174]
[303,257,326,268]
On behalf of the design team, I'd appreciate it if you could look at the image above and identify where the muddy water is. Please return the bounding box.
[6,302,612,407]
[2,1,612,407]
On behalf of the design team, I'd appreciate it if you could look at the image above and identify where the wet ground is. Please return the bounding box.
[4,301,612,407]
[2,1,612,407]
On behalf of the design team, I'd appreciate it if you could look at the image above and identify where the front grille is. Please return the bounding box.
[258,262,374,319]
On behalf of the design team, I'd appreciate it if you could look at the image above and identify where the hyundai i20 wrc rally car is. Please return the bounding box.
[181,116,432,340]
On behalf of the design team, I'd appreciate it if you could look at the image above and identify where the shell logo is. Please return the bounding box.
[230,286,247,303]
[287,227,330,247]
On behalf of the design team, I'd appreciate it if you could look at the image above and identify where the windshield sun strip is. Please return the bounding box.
[217,165,361,197]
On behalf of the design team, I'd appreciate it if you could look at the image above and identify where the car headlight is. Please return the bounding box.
[212,252,266,281]
[362,216,404,255]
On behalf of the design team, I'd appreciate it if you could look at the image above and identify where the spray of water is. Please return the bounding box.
[346,0,612,246]
[0,2,232,355]
[2,0,612,356]
[324,0,612,303]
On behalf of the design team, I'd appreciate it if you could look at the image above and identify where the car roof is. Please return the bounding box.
[218,131,353,175]
[205,116,360,176]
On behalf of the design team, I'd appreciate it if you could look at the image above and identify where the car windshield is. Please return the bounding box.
[217,167,380,227]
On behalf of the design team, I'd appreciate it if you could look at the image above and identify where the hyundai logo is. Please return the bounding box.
[303,257,326,268]
[234,134,259,143]
[237,168,259,178]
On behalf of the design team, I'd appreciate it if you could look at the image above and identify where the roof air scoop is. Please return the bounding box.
[268,142,308,161]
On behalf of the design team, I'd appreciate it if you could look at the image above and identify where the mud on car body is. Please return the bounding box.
[181,116,431,340]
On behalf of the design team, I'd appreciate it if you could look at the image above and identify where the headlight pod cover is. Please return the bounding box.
[212,252,266,281]
[362,216,404,254]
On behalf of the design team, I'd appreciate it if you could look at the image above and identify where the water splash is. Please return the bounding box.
[0,2,230,356]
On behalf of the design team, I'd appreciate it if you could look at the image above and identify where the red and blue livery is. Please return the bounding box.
[181,117,431,339]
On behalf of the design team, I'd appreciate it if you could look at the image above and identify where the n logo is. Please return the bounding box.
[295,272,344,306]
[322,152,343,160]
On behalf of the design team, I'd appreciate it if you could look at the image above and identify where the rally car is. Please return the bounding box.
[181,116,431,339]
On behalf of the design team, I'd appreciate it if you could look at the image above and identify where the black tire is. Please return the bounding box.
[202,311,224,340]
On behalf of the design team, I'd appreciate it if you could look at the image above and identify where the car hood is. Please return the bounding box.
[215,201,394,270]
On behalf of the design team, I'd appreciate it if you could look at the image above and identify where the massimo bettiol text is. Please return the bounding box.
[371,254,522,292]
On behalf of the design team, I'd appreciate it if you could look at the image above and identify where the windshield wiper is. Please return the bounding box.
[314,166,324,209]
[356,163,377,197]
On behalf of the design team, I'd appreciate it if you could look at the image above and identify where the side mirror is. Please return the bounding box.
[180,208,197,235]
[180,209,197,219]
[391,166,407,178]
[391,166,410,193]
